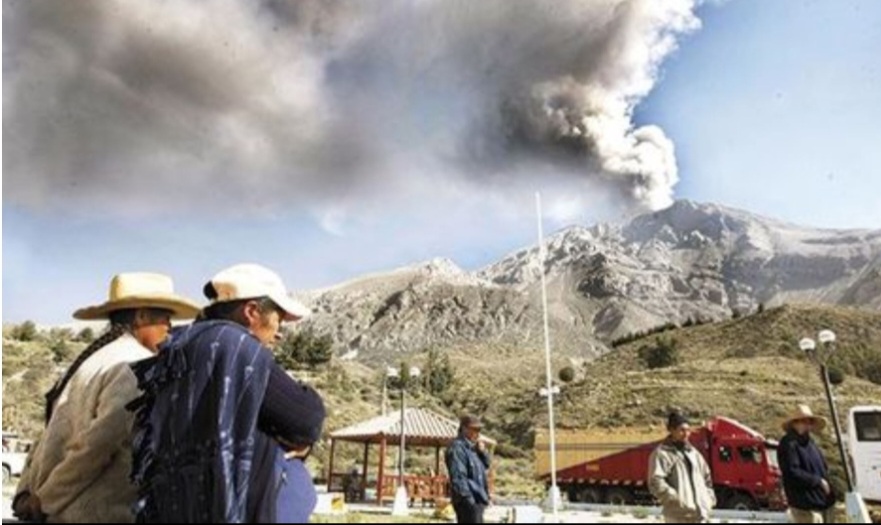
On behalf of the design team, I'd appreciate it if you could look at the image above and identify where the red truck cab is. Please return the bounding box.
[694,417,785,510]
[544,416,786,510]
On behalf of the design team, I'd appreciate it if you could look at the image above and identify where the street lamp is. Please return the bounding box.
[799,337,817,353]
[800,331,852,490]
[800,330,871,523]
[389,365,420,517]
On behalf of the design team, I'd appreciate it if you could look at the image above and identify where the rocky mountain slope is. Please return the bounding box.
[297,201,881,364]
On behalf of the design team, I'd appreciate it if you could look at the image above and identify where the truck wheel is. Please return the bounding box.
[2,465,10,485]
[578,487,603,504]
[605,488,632,506]
[725,493,758,511]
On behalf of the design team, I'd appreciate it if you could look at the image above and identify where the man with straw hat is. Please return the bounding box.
[13,273,200,523]
[778,405,837,523]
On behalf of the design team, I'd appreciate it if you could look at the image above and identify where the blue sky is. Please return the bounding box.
[639,0,881,229]
[3,0,881,324]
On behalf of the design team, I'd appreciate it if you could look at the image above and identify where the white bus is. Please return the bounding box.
[848,406,881,503]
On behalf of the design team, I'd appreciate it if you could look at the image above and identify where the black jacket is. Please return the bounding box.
[445,436,491,505]
[777,431,834,511]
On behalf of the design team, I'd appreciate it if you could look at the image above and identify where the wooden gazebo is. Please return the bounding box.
[327,408,496,506]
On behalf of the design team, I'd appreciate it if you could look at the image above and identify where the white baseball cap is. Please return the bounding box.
[205,263,310,321]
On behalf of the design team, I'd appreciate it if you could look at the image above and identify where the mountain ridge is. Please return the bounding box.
[294,200,881,364]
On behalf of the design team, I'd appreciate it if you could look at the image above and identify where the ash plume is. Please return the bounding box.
[3,0,699,217]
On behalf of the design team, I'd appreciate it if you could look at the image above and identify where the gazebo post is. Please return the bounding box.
[435,445,443,502]
[361,442,370,501]
[489,444,496,496]
[327,438,336,492]
[377,435,387,506]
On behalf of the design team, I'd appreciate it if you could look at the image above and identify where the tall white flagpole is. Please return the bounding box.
[536,193,560,521]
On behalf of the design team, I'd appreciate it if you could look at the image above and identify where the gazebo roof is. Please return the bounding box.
[330,408,496,448]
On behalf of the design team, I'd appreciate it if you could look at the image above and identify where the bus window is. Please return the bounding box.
[855,412,881,442]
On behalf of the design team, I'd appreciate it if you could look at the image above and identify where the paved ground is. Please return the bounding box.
[319,501,782,523]
[1,481,787,524]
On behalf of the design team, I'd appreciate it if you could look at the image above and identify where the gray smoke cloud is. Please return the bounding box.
[3,0,699,217]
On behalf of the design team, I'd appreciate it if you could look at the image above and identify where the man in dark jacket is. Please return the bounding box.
[777,405,836,523]
[445,415,491,524]
[129,264,326,523]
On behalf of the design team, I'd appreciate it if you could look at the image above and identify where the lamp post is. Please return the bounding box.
[389,365,420,516]
[382,367,397,416]
[799,332,853,491]
[800,331,871,523]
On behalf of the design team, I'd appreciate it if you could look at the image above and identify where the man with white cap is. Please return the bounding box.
[129,263,326,524]
[13,273,200,523]
[778,405,836,523]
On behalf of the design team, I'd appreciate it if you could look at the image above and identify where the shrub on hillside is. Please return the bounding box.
[558,366,576,384]
[865,358,881,386]
[827,367,846,386]
[275,328,334,370]
[611,322,679,348]
[10,321,38,342]
[49,338,72,364]
[47,328,75,364]
[422,348,455,395]
[638,337,680,370]
[76,327,96,344]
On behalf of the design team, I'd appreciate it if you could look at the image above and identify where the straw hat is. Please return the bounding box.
[73,273,201,320]
[781,405,828,433]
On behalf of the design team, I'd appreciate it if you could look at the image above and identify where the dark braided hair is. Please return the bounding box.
[44,324,126,423]
[43,308,168,424]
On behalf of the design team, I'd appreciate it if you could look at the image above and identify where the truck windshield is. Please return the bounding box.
[765,445,779,469]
